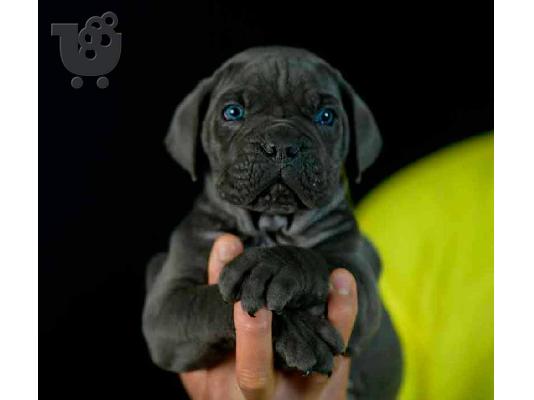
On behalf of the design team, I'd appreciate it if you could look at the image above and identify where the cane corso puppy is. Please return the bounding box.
[142,47,402,398]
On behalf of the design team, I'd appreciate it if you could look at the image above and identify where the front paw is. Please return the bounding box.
[273,308,345,375]
[218,246,330,315]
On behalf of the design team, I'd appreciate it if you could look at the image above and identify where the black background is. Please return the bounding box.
[40,1,493,398]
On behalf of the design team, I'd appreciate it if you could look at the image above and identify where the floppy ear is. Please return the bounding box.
[165,78,214,181]
[338,79,382,183]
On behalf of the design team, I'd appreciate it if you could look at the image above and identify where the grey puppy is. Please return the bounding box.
[142,47,402,399]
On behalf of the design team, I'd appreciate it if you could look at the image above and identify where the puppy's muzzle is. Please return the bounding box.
[260,139,300,160]
[259,125,305,163]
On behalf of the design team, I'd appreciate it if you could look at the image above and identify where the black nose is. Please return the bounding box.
[260,142,301,159]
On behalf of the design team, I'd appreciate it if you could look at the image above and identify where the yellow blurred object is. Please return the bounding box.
[355,134,493,400]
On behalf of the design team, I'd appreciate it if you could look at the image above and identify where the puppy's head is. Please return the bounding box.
[166,47,381,214]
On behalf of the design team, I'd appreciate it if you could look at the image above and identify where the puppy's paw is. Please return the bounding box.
[218,246,330,316]
[273,309,345,375]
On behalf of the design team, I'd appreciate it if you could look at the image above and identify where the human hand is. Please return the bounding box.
[180,234,358,400]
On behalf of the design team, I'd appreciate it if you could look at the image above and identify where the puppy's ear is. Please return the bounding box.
[165,78,214,181]
[338,78,382,183]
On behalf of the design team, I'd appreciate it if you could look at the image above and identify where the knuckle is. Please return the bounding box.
[237,317,270,334]
[239,372,269,389]
[337,299,356,315]
[237,368,270,392]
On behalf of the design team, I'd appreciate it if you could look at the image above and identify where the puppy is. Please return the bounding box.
[142,47,402,398]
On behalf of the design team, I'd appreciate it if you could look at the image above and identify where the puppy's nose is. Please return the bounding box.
[260,141,301,159]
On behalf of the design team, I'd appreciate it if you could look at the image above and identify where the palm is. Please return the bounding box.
[181,353,350,400]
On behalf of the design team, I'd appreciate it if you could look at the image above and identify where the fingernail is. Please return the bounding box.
[218,240,240,262]
[332,274,351,296]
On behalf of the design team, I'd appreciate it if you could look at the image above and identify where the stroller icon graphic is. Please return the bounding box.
[51,11,121,89]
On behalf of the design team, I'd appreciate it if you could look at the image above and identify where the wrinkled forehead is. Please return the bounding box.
[214,56,341,105]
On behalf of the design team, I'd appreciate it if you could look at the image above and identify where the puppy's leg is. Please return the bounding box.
[348,305,403,400]
[142,254,236,372]
[142,215,239,372]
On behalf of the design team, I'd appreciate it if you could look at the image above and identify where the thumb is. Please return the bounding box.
[318,268,358,399]
[327,268,358,347]
[208,234,244,285]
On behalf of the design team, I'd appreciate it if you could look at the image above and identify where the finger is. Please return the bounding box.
[234,304,275,400]
[327,268,358,348]
[317,357,352,400]
[208,234,243,285]
[204,357,245,400]
[179,370,208,399]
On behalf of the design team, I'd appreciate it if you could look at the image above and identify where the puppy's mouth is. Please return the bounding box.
[246,178,305,214]
[217,152,334,213]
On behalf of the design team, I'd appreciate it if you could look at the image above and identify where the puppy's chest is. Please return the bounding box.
[243,214,293,248]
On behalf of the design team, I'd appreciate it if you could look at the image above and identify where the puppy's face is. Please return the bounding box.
[166,47,382,215]
[202,58,348,214]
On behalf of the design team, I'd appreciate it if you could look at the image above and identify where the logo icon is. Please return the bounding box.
[51,11,122,89]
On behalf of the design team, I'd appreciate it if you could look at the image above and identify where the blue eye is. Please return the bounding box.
[313,107,336,126]
[223,104,245,121]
